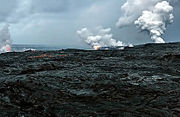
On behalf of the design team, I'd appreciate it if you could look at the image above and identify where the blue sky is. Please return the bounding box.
[0,0,179,48]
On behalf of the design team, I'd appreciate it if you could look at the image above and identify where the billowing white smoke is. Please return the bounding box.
[0,24,12,53]
[116,0,174,43]
[77,0,174,49]
[116,0,162,28]
[77,27,125,50]
[135,1,174,43]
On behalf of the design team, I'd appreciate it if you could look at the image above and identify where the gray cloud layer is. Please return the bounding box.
[0,0,179,48]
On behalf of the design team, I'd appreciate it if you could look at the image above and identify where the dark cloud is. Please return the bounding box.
[0,0,18,22]
[164,1,180,42]
[31,0,69,13]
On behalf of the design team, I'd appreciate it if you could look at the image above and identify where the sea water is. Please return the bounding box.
[11,44,64,52]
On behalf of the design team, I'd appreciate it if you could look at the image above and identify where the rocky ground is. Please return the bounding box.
[0,43,180,117]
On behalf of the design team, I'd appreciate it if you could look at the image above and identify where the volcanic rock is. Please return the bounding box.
[0,42,180,117]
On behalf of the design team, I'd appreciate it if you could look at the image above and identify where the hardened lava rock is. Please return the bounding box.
[0,42,180,117]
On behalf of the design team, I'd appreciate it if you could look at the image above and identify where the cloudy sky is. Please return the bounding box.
[0,0,179,48]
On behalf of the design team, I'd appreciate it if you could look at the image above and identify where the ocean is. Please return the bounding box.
[11,44,64,52]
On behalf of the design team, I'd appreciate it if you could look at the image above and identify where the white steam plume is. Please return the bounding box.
[116,0,161,28]
[116,0,174,43]
[135,1,174,43]
[0,24,12,53]
[77,0,175,48]
[77,27,125,50]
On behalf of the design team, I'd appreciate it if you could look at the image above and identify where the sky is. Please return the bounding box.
[0,0,179,48]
